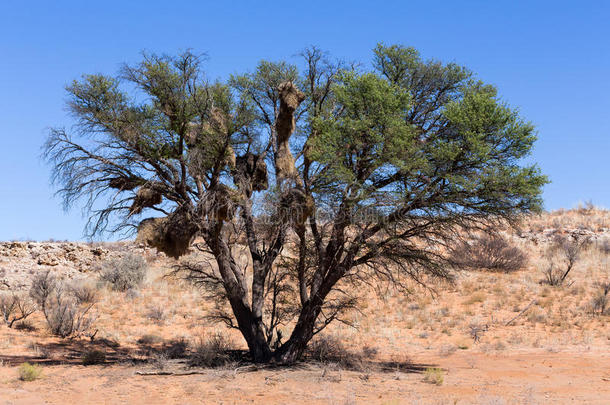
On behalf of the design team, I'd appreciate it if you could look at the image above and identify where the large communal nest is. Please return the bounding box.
[200,185,238,222]
[129,186,163,216]
[108,176,141,191]
[278,187,315,227]
[275,82,305,181]
[233,152,268,197]
[136,205,199,259]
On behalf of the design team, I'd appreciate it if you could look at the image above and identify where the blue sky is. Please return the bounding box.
[0,1,608,241]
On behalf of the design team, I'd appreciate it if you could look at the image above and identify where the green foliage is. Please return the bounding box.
[18,363,42,381]
[423,367,444,385]
[308,44,547,218]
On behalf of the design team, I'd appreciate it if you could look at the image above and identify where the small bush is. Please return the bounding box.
[151,352,169,370]
[70,282,99,305]
[591,282,610,315]
[18,362,42,381]
[307,335,362,369]
[423,367,444,385]
[189,333,233,368]
[99,254,147,292]
[438,343,458,357]
[137,334,164,345]
[527,307,547,323]
[541,235,590,286]
[14,320,37,332]
[361,345,378,359]
[29,274,97,339]
[29,271,57,309]
[44,297,96,339]
[468,323,488,343]
[449,233,527,273]
[82,350,106,365]
[146,305,166,325]
[0,292,36,328]
[163,338,188,359]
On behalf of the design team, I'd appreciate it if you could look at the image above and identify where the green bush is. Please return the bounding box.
[19,362,42,381]
[423,367,444,385]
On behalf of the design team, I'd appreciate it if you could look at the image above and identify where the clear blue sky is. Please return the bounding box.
[1,1,608,241]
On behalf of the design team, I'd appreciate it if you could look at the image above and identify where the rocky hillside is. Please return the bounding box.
[0,242,157,291]
[1,209,608,291]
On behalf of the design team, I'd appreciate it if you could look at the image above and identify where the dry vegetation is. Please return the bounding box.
[0,208,609,404]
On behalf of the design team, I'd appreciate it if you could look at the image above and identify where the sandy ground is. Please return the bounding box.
[1,349,609,404]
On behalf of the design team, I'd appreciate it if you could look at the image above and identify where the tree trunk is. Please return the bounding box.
[206,231,272,362]
[273,298,322,363]
[226,295,272,362]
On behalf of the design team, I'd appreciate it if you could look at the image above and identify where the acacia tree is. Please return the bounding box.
[44,44,546,363]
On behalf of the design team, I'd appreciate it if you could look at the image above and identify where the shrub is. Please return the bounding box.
[591,282,610,315]
[29,272,97,339]
[449,233,527,273]
[189,333,233,368]
[306,335,362,369]
[146,305,166,325]
[99,254,147,292]
[18,363,42,381]
[361,345,378,359]
[423,367,444,385]
[44,296,96,338]
[29,271,57,309]
[69,281,99,305]
[542,235,590,286]
[14,320,37,332]
[438,343,458,357]
[163,338,188,359]
[468,322,488,343]
[82,349,106,365]
[0,292,36,328]
[137,334,163,345]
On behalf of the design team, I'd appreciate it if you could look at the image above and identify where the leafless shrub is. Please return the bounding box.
[361,345,378,359]
[14,320,37,332]
[542,235,590,286]
[29,271,57,310]
[82,349,106,365]
[44,294,96,339]
[306,335,363,369]
[591,282,610,315]
[69,281,99,305]
[137,334,163,345]
[151,352,169,370]
[146,305,166,325]
[29,271,97,338]
[189,333,233,368]
[0,292,36,328]
[163,338,188,359]
[468,323,488,343]
[449,233,527,273]
[99,254,147,292]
